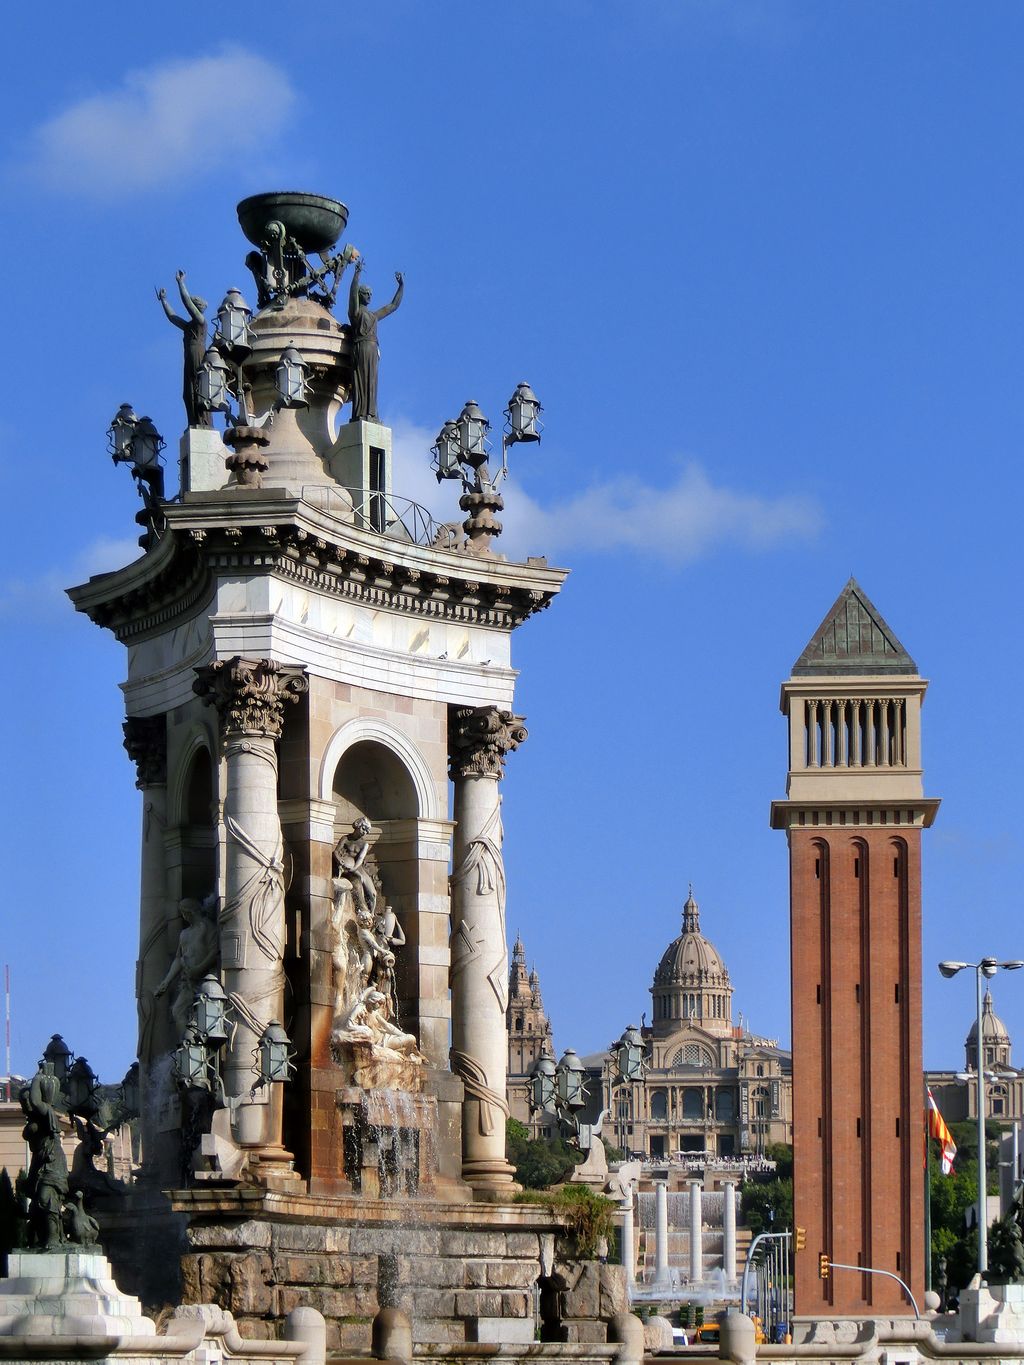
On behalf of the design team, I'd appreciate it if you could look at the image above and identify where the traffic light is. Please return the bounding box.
[795,1227,806,1251]
[819,1253,830,1280]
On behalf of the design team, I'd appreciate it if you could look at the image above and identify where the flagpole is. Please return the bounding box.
[924,1081,932,1292]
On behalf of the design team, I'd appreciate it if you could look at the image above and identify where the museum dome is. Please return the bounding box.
[966,990,1012,1070]
[650,888,733,1036]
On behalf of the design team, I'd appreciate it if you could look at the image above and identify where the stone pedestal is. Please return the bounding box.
[957,1280,1024,1344]
[179,427,229,494]
[327,419,391,528]
[0,1251,156,1338]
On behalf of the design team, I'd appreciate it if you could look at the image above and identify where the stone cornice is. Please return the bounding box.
[778,673,929,713]
[769,798,941,831]
[67,491,567,643]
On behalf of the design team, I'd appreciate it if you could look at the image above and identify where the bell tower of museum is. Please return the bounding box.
[69,190,566,1257]
[771,579,939,1320]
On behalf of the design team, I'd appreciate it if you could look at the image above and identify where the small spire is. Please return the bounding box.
[682,885,700,933]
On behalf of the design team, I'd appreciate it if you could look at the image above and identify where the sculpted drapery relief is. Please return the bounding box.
[192,656,307,1042]
[448,706,526,1138]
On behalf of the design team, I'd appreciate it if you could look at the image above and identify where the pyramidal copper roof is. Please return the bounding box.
[792,578,917,677]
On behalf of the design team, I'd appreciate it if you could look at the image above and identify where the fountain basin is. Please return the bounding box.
[237,191,349,253]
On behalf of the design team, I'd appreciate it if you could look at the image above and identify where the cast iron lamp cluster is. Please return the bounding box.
[528,1027,646,1156]
[38,1033,140,1124]
[197,289,310,426]
[107,403,167,545]
[172,973,296,1104]
[431,384,542,493]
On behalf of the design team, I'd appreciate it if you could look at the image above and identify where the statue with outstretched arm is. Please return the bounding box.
[347,262,404,422]
[156,270,211,428]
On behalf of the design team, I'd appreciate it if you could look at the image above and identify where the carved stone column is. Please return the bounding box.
[448,704,526,1195]
[722,1179,737,1282]
[123,715,169,1172]
[194,657,307,1170]
[689,1179,703,1283]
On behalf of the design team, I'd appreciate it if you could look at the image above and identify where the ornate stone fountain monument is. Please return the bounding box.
[66,192,624,1349]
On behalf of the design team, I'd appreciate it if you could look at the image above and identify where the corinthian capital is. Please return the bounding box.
[122,715,167,788]
[193,657,308,739]
[448,705,527,781]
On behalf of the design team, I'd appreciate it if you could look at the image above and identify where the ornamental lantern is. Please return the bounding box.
[129,417,165,475]
[275,345,309,408]
[41,1034,73,1086]
[615,1025,646,1082]
[431,420,463,482]
[191,974,231,1045]
[456,399,490,461]
[254,1020,295,1086]
[65,1056,98,1115]
[198,347,232,415]
[530,1053,557,1113]
[107,404,139,464]
[119,1061,140,1119]
[556,1048,588,1110]
[504,382,542,443]
[216,289,252,352]
[173,1026,211,1090]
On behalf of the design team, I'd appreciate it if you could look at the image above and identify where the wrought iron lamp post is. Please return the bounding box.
[431,383,543,553]
[938,957,1024,1273]
[41,1034,73,1088]
[107,407,166,543]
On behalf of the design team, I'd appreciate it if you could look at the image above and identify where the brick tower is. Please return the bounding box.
[771,579,939,1319]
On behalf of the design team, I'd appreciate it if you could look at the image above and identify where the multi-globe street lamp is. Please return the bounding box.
[937,956,1024,1273]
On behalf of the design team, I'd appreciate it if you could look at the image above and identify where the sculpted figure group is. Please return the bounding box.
[157,215,403,432]
[18,1068,101,1252]
[329,818,420,1065]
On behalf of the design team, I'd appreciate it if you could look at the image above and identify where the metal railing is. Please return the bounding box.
[300,484,457,550]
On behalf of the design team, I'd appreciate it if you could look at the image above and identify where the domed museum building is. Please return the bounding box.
[594,888,793,1162]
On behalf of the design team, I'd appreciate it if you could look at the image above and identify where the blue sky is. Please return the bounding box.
[1,2,1022,1084]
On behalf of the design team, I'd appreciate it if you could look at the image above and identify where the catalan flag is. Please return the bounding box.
[927,1088,957,1175]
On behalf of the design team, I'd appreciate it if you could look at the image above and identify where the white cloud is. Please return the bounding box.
[390,418,822,565]
[26,50,296,194]
[0,536,141,619]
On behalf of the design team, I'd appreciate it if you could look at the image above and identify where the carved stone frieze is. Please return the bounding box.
[448,705,527,781]
[69,513,561,644]
[122,715,168,788]
[193,657,308,739]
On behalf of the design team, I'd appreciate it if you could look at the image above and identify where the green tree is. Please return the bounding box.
[741,1143,794,1234]
[929,1119,999,1296]
[506,1118,577,1189]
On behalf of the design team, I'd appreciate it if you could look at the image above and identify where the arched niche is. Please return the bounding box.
[175,740,216,901]
[332,740,419,824]
[329,738,426,1047]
